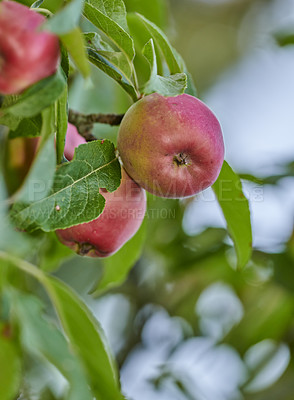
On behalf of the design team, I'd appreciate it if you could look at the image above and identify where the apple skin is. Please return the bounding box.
[0,1,60,95]
[64,123,86,160]
[56,124,146,257]
[117,93,225,198]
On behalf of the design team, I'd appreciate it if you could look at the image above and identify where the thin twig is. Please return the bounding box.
[68,109,124,142]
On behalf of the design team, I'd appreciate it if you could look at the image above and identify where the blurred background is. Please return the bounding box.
[16,0,294,399]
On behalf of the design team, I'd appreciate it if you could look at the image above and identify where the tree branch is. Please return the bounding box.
[68,109,124,142]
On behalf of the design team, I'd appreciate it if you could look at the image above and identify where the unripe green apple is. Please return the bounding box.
[117,93,225,198]
[0,1,60,95]
[56,124,146,257]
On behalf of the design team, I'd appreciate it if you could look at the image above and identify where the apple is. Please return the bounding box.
[0,1,60,95]
[56,124,146,257]
[64,123,86,160]
[117,93,225,198]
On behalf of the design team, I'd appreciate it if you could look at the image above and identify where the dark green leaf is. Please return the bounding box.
[11,140,121,232]
[213,161,252,268]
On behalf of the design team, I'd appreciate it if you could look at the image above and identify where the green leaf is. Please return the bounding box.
[88,0,129,31]
[8,115,42,139]
[85,32,133,80]
[0,253,125,400]
[83,1,135,62]
[56,87,68,164]
[0,96,22,130]
[44,0,84,35]
[61,28,91,78]
[11,140,121,232]
[10,292,93,400]
[87,48,138,101]
[2,68,67,118]
[95,218,146,294]
[0,323,21,400]
[142,39,187,96]
[135,13,182,74]
[44,277,125,400]
[212,161,252,268]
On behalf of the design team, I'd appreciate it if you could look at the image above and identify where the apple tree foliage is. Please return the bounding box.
[0,0,256,399]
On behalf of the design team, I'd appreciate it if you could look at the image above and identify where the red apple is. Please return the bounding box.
[64,123,86,160]
[56,168,146,257]
[117,93,225,198]
[0,1,60,95]
[56,123,146,257]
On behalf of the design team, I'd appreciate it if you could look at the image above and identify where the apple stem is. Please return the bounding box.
[68,109,124,141]
[173,152,191,167]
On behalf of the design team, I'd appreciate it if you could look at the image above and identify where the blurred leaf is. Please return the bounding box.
[60,42,70,78]
[275,32,294,47]
[11,140,121,232]
[0,253,125,400]
[56,87,68,164]
[0,323,21,400]
[124,0,169,30]
[0,97,22,130]
[1,69,67,118]
[10,291,93,400]
[15,133,56,203]
[95,218,146,294]
[8,115,42,139]
[61,28,91,78]
[0,175,32,256]
[142,39,187,95]
[213,161,252,268]
[44,277,125,400]
[39,232,73,272]
[83,1,135,62]
[134,13,183,74]
[44,0,84,35]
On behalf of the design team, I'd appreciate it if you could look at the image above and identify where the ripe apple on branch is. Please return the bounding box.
[0,0,235,262]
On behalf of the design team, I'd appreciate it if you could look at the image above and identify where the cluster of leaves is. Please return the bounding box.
[0,0,253,398]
